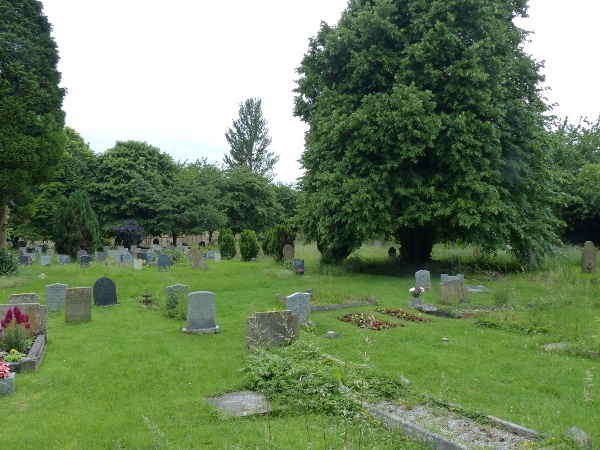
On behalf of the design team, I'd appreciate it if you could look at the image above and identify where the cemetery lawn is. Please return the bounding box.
[1,243,598,449]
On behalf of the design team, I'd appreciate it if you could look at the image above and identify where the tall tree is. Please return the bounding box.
[0,0,66,248]
[223,98,280,180]
[52,190,100,257]
[294,0,559,264]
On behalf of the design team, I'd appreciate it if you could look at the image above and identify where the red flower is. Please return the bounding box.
[25,323,31,329]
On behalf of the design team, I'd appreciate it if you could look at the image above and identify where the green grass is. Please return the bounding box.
[1,243,599,449]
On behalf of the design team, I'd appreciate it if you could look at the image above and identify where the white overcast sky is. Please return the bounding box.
[41,0,600,184]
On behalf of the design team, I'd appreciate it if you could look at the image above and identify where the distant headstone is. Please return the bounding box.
[136,252,147,261]
[117,245,125,252]
[153,244,160,251]
[25,252,37,262]
[58,254,70,265]
[285,292,311,324]
[0,303,47,336]
[440,274,464,283]
[133,259,143,270]
[189,249,202,269]
[93,277,118,306]
[19,246,27,254]
[415,270,431,290]
[182,291,220,333]
[9,293,39,304]
[17,255,30,266]
[121,252,133,266]
[373,240,381,249]
[35,246,42,254]
[76,250,88,263]
[214,253,221,262]
[40,255,51,266]
[582,241,597,274]
[79,255,91,266]
[282,244,294,261]
[246,310,300,347]
[97,251,107,262]
[107,250,117,261]
[46,283,68,311]
[146,252,156,265]
[206,250,216,259]
[293,259,305,274]
[409,297,424,308]
[440,280,466,303]
[65,287,92,322]
[130,245,137,254]
[46,248,55,258]
[157,254,171,271]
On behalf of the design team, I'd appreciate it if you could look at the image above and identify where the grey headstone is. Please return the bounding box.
[166,284,188,309]
[76,250,88,263]
[97,251,107,262]
[117,246,125,252]
[46,283,68,311]
[79,255,91,266]
[415,270,431,290]
[214,253,221,262]
[189,249,202,269]
[157,254,171,271]
[409,297,424,308]
[58,254,70,265]
[246,310,300,347]
[204,391,268,417]
[440,280,467,303]
[121,252,133,266]
[373,240,381,249]
[0,303,47,336]
[582,241,597,274]
[285,292,311,324]
[136,252,147,261]
[146,252,156,264]
[107,250,117,261]
[9,293,39,304]
[293,259,305,274]
[133,259,143,270]
[282,244,295,261]
[19,246,27,254]
[441,273,464,283]
[17,255,30,266]
[40,255,51,266]
[46,248,55,258]
[65,287,92,322]
[182,291,219,333]
[35,246,42,254]
[25,252,37,262]
[93,277,118,306]
[206,250,216,259]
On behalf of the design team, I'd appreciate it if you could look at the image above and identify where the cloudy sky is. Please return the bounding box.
[41,0,600,184]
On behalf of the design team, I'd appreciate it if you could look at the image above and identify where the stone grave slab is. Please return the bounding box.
[441,274,464,283]
[97,251,107,262]
[65,287,92,322]
[35,246,42,254]
[146,252,156,265]
[206,250,216,259]
[214,253,221,262]
[440,280,467,303]
[415,270,432,290]
[133,259,143,270]
[166,284,188,311]
[121,252,133,266]
[76,250,88,263]
[9,293,39,304]
[46,283,68,311]
[282,244,294,261]
[157,254,171,271]
[93,277,118,306]
[205,391,268,417]
[285,292,311,324]
[189,249,202,269]
[0,303,47,336]
[46,248,55,258]
[40,255,51,266]
[58,254,70,265]
[79,255,91,266]
[136,252,147,261]
[17,255,30,266]
[582,241,596,274]
[246,310,299,347]
[25,252,37,262]
[182,291,219,333]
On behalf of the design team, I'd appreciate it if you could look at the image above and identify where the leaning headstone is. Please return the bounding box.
[76,250,88,263]
[285,292,311,324]
[246,310,300,347]
[157,254,171,271]
[440,280,466,303]
[93,277,118,306]
[65,287,92,322]
[133,259,143,270]
[415,270,432,290]
[182,291,220,333]
[46,283,68,311]
[58,254,70,265]
[282,244,294,261]
[9,293,39,304]
[17,255,30,266]
[0,303,47,336]
[121,252,133,266]
[582,241,597,274]
[40,255,51,266]
[189,249,202,269]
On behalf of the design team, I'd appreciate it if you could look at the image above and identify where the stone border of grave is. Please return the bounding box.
[3,334,47,373]
[276,295,377,312]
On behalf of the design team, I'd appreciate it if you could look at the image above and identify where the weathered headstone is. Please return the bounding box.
[40,255,51,266]
[133,258,143,270]
[93,277,118,306]
[189,249,202,269]
[415,270,431,290]
[146,252,156,265]
[440,273,464,283]
[582,241,597,274]
[157,254,171,271]
[117,245,125,252]
[17,255,30,266]
[285,292,311,324]
[46,283,68,311]
[25,252,37,262]
[293,259,305,274]
[440,280,467,303]
[121,252,133,266]
[182,291,220,333]
[76,250,88,263]
[46,248,55,258]
[79,255,91,266]
[35,246,42,254]
[166,284,188,311]
[0,303,47,336]
[18,246,27,255]
[65,287,92,322]
[246,310,300,347]
[282,244,294,261]
[409,297,424,308]
[206,250,216,259]
[58,254,70,265]
[136,252,147,261]
[9,293,39,304]
[214,253,221,262]
[107,249,117,261]
[97,251,107,262]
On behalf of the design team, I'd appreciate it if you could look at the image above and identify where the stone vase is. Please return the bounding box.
[0,372,15,396]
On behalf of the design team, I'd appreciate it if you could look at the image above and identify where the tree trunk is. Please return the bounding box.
[0,195,8,250]
[172,232,178,246]
[396,226,435,265]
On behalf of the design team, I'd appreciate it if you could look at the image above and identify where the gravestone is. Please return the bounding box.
[373,240,381,249]
[282,244,294,261]
[35,246,42,254]
[440,273,464,283]
[46,248,55,258]
[46,283,68,311]
[182,291,220,333]
[0,303,47,336]
[157,254,171,271]
[121,252,133,266]
[409,297,424,308]
[146,252,156,265]
[206,250,216,259]
[440,280,467,303]
[131,245,137,254]
[582,241,597,274]
[40,255,51,266]
[103,246,110,253]
[79,255,91,266]
[25,252,37,262]
[17,255,30,266]
[65,287,92,322]
[58,254,70,265]
[215,253,221,262]
[97,251,107,262]
[9,293,39,304]
[136,252,147,261]
[76,250,88,263]
[117,246,125,252]
[153,244,160,251]
[285,292,311,324]
[19,246,27,255]
[415,270,432,290]
[189,249,202,269]
[93,277,118,306]
[246,310,300,347]
[292,259,305,274]
[133,259,143,270]
[107,250,117,261]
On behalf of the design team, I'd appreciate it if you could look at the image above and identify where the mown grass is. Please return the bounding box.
[1,242,599,449]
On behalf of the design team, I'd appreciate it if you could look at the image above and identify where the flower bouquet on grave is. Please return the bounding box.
[409,286,429,298]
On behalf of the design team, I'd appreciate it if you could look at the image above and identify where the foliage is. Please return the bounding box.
[52,190,100,257]
[294,0,559,265]
[3,348,26,363]
[0,248,18,276]
[0,361,10,378]
[239,229,260,261]
[0,0,66,249]
[165,291,186,320]
[218,228,237,260]
[273,182,300,223]
[112,219,145,248]
[0,306,31,353]
[338,312,402,331]
[375,307,432,323]
[223,98,280,180]
[262,224,296,261]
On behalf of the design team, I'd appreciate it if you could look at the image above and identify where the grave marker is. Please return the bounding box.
[246,310,299,347]
[9,293,39,304]
[79,255,91,266]
[17,255,30,266]
[285,292,311,324]
[65,287,92,322]
[121,252,133,266]
[58,254,70,265]
[206,250,216,259]
[293,259,305,274]
[415,270,432,290]
[582,241,597,274]
[97,251,107,262]
[93,277,118,306]
[40,255,51,266]
[76,250,88,263]
[157,254,171,271]
[133,259,143,270]
[182,291,220,333]
[35,246,42,254]
[46,283,68,311]
[440,280,467,303]
[215,253,221,262]
[46,248,55,258]
[282,244,294,261]
[189,249,202,269]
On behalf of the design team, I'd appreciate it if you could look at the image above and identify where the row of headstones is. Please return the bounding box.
[414,270,467,304]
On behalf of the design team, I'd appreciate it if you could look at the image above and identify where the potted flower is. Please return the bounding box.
[409,286,429,298]
[0,361,15,396]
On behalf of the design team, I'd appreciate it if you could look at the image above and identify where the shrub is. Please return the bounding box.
[262,224,295,261]
[219,228,237,260]
[113,219,145,248]
[0,248,18,276]
[239,229,260,261]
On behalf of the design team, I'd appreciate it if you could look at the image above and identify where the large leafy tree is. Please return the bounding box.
[294,0,559,264]
[223,98,280,180]
[0,0,66,248]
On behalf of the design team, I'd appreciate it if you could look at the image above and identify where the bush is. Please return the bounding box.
[0,248,18,276]
[262,224,295,261]
[239,229,260,261]
[219,228,237,260]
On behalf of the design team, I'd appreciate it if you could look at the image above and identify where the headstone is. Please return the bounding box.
[8,293,39,304]
[17,255,30,266]
[409,297,424,308]
[189,249,202,269]
[97,251,107,262]
[582,241,597,274]
[133,258,143,270]
[65,287,92,322]
[206,250,216,259]
[25,252,37,262]
[79,255,91,266]
[40,255,51,266]
[153,244,160,251]
[121,252,133,266]
[246,310,299,347]
[58,254,70,265]
[146,252,156,265]
[35,246,42,254]
[285,292,311,324]
[415,270,432,290]
[76,250,88,263]
[117,245,125,252]
[136,252,147,261]
[103,246,110,253]
[131,245,137,254]
[0,303,47,336]
[373,240,381,249]
[93,277,118,306]
[46,248,55,258]
[107,250,117,261]
[19,246,27,255]
[46,283,68,311]
[292,259,305,274]
[282,244,294,261]
[440,273,464,283]
[440,280,467,303]
[157,254,171,271]
[214,253,221,262]
[182,291,220,333]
